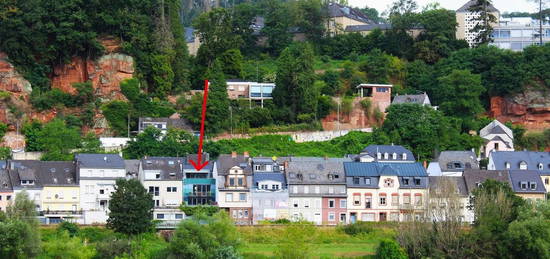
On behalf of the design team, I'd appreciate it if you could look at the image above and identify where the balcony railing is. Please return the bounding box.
[185,192,214,197]
[40,210,83,216]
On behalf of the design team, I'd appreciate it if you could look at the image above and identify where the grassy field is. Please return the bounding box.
[238,224,396,259]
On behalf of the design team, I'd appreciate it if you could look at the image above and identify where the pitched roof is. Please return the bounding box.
[360,145,416,162]
[428,176,469,196]
[183,153,214,172]
[253,172,286,187]
[437,151,479,172]
[457,0,499,13]
[125,160,140,175]
[287,157,349,184]
[0,169,12,192]
[486,135,512,148]
[216,154,252,176]
[138,117,194,132]
[141,157,184,180]
[344,162,428,177]
[490,151,550,174]
[463,169,510,193]
[392,93,431,106]
[508,170,546,193]
[0,160,6,169]
[345,24,392,32]
[75,154,125,169]
[9,161,78,188]
[479,120,513,139]
[328,2,372,24]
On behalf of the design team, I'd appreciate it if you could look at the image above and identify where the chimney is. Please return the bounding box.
[231,151,237,158]
[324,155,328,160]
[104,156,107,162]
[423,160,427,168]
[243,151,249,158]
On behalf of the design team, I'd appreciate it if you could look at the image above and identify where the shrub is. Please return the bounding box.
[339,222,374,236]
[57,221,79,237]
[360,99,372,117]
[375,239,407,259]
[0,122,7,139]
[94,237,132,259]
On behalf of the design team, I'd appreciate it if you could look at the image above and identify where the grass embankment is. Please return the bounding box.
[239,225,396,259]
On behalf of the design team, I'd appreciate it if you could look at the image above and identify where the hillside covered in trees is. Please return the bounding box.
[0,0,549,160]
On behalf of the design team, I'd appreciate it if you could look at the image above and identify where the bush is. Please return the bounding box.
[339,222,374,236]
[94,237,132,259]
[375,239,407,259]
[0,123,7,139]
[57,221,79,237]
[42,231,96,259]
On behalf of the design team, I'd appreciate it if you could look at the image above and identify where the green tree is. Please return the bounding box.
[37,119,81,161]
[107,178,154,235]
[80,132,104,153]
[273,43,317,122]
[468,0,498,46]
[167,211,241,259]
[101,101,130,136]
[0,147,11,160]
[21,121,42,152]
[218,49,244,79]
[293,0,326,42]
[376,239,408,259]
[0,191,41,258]
[262,0,293,55]
[360,49,392,83]
[0,122,7,139]
[150,54,175,97]
[438,69,485,125]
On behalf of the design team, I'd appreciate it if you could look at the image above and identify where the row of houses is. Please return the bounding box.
[0,144,548,225]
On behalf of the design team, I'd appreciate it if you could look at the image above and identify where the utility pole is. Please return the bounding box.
[540,0,543,45]
[229,106,233,136]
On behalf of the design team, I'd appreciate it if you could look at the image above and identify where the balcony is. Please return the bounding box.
[185,192,214,197]
[40,210,83,216]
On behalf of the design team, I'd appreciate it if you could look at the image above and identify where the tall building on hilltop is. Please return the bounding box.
[456,0,500,47]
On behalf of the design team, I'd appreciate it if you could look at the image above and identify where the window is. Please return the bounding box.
[389,194,400,206]
[340,213,346,223]
[155,173,160,179]
[519,161,528,170]
[414,178,421,185]
[167,187,177,192]
[365,197,372,208]
[353,195,361,206]
[238,178,244,186]
[175,214,183,219]
[239,193,246,201]
[379,196,386,206]
[545,178,549,185]
[365,178,371,185]
[328,212,335,221]
[538,163,543,170]
[293,186,298,193]
[415,194,422,205]
[505,162,511,169]
[272,184,280,190]
[6,195,11,200]
[390,212,399,221]
[99,189,104,194]
[403,178,410,185]
[447,163,453,169]
[383,178,394,188]
[0,196,2,201]
[340,199,347,208]
[304,200,310,208]
[392,153,397,159]
[261,184,269,190]
[329,199,335,208]
[149,186,159,196]
[376,87,388,93]
[315,186,320,193]
[229,178,235,186]
[226,193,233,202]
[156,214,165,219]
[403,195,411,204]
[520,181,528,190]
[353,177,360,185]
[377,153,381,159]
[384,153,389,159]
[361,213,375,221]
[293,199,299,208]
[530,182,537,190]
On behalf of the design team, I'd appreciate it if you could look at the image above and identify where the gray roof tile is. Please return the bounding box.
[76,154,125,169]
[392,93,431,105]
[457,0,499,13]
[508,170,546,193]
[437,151,479,172]
[344,162,428,177]
[463,169,510,194]
[360,145,416,162]
[490,151,550,174]
[429,176,469,196]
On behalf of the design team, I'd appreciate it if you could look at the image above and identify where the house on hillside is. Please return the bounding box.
[344,161,429,222]
[392,93,432,107]
[287,157,349,225]
[251,156,290,224]
[182,153,217,206]
[138,117,194,135]
[356,84,392,113]
[226,80,275,108]
[216,152,253,225]
[0,165,12,212]
[488,151,550,193]
[456,0,500,47]
[479,120,514,158]
[327,2,372,36]
[427,151,479,176]
[75,153,126,224]
[139,157,185,223]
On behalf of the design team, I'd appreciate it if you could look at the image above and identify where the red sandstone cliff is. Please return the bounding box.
[490,89,550,131]
[322,97,382,131]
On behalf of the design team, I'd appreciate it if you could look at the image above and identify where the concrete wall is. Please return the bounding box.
[12,152,42,160]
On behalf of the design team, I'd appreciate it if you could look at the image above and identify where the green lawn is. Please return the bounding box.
[243,243,376,259]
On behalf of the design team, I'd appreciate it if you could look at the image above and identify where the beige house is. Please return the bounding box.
[327,2,372,36]
[216,153,253,225]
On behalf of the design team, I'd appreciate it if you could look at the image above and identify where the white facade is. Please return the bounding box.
[480,120,514,158]
[491,18,550,51]
[289,197,323,225]
[79,168,126,224]
[142,179,183,208]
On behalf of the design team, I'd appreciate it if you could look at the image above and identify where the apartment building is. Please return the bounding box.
[216,153,253,225]
[491,17,550,51]
[183,154,217,206]
[456,0,500,47]
[251,157,290,224]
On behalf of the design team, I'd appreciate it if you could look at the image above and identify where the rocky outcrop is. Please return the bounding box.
[322,97,382,130]
[0,52,33,124]
[51,48,134,100]
[490,89,550,131]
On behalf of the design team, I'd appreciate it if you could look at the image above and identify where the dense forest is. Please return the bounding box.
[1,0,550,161]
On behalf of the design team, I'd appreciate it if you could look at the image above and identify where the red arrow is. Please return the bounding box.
[189,79,210,171]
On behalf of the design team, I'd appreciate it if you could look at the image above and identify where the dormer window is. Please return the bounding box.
[505,162,511,169]
[402,153,407,160]
[21,180,35,185]
[377,153,382,159]
[392,153,397,159]
[519,161,527,170]
[538,163,543,170]
[520,181,528,190]
[414,178,421,185]
[403,178,410,185]
[476,182,482,188]
[530,182,537,190]
[384,153,389,159]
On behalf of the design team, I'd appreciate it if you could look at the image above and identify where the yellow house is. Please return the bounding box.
[327,3,371,36]
[37,162,82,224]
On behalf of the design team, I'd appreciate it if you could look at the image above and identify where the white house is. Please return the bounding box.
[138,157,184,223]
[76,154,126,224]
[479,120,514,158]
